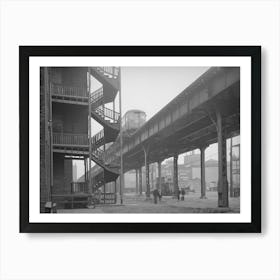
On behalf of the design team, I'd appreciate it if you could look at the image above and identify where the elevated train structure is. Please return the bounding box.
[88,67,240,208]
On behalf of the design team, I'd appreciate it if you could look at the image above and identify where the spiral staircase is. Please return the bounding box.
[89,67,121,191]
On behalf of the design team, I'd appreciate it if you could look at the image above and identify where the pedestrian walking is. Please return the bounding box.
[181,188,185,201]
[152,189,159,204]
[177,189,181,201]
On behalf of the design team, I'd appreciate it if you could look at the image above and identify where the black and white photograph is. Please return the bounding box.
[40,66,241,214]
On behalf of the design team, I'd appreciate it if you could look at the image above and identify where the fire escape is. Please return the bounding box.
[89,67,121,192]
[44,67,121,209]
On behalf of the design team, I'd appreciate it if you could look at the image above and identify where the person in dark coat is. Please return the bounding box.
[181,188,185,201]
[152,189,159,204]
[177,189,181,201]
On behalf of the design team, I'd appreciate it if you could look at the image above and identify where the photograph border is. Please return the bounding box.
[19,46,261,233]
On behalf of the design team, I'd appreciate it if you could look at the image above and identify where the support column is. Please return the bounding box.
[144,147,150,198]
[103,182,106,204]
[114,180,117,204]
[216,110,229,207]
[151,164,154,189]
[173,155,179,196]
[139,167,143,195]
[145,163,150,198]
[230,137,234,197]
[135,169,139,194]
[157,161,162,191]
[200,146,207,199]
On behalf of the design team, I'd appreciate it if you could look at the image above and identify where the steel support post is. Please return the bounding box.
[157,161,162,191]
[216,109,229,207]
[139,167,143,195]
[114,180,117,203]
[230,137,234,197]
[200,146,207,199]
[135,169,139,194]
[144,148,150,198]
[173,155,179,196]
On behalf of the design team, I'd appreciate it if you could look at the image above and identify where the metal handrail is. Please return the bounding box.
[95,106,120,122]
[92,148,105,162]
[96,67,120,79]
[71,182,88,193]
[91,129,104,146]
[53,133,88,146]
[90,87,103,103]
[50,83,87,98]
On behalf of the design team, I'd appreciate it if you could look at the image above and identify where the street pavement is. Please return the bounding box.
[58,191,240,213]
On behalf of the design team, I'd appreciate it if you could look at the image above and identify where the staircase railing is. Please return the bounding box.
[90,87,103,104]
[50,83,87,98]
[95,106,120,122]
[71,182,88,193]
[53,133,88,146]
[96,67,120,79]
[92,148,105,162]
[91,129,104,147]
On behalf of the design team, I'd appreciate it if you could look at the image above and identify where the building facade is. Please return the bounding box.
[40,67,121,211]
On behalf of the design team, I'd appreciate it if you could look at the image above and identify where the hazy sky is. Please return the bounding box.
[121,66,209,120]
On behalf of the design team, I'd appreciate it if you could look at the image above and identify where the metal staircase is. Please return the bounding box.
[90,67,120,93]
[88,67,121,191]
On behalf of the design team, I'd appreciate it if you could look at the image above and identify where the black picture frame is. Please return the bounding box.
[20,46,261,233]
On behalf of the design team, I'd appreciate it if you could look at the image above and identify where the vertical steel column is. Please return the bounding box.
[173,155,179,196]
[139,167,143,195]
[119,68,124,204]
[114,180,117,203]
[230,137,233,197]
[88,68,92,194]
[200,146,207,199]
[135,169,139,194]
[157,161,162,191]
[144,148,150,198]
[103,181,106,204]
[151,164,154,189]
[216,110,229,207]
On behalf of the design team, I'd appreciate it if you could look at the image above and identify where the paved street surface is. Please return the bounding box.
[58,191,240,213]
